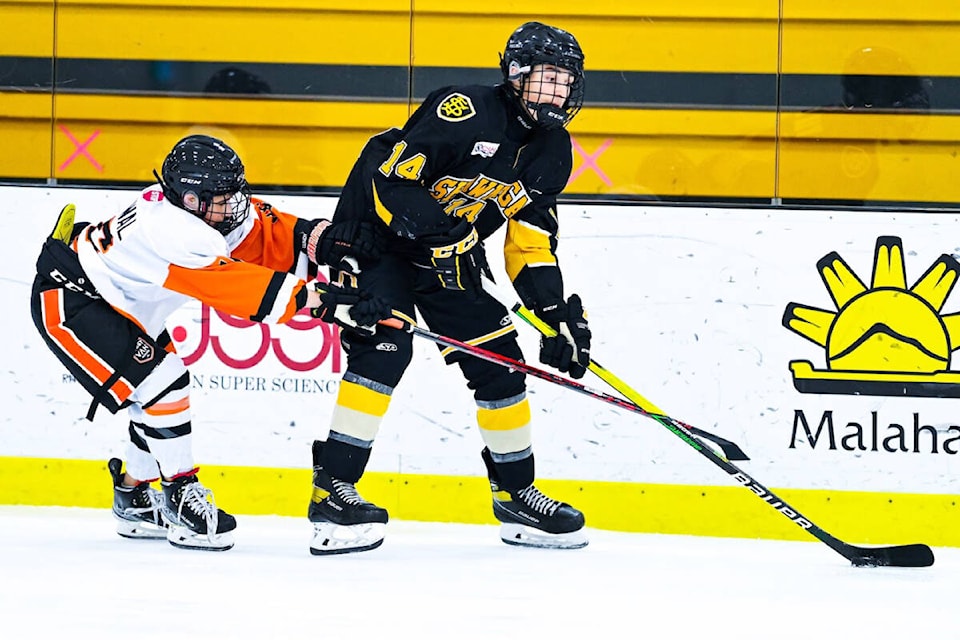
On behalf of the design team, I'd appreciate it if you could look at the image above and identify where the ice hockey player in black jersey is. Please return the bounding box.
[308,21,591,554]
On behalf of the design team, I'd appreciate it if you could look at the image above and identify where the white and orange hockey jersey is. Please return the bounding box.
[75,185,313,338]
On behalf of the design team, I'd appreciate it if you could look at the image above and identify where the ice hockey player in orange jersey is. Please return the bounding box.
[30,135,390,551]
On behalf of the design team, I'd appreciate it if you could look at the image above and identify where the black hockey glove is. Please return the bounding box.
[537,294,591,379]
[310,283,392,336]
[423,219,492,294]
[308,219,386,273]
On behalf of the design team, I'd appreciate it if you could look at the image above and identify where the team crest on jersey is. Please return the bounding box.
[133,337,155,364]
[142,190,164,202]
[471,141,500,158]
[437,93,475,122]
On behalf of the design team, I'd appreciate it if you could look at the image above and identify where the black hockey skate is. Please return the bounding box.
[108,458,166,540]
[161,473,236,551]
[308,442,388,555]
[483,450,588,549]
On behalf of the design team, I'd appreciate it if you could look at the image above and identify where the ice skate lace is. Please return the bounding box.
[517,485,561,516]
[331,478,367,506]
[127,487,164,520]
[176,482,220,540]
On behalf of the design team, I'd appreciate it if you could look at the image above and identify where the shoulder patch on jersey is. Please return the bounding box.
[142,189,164,202]
[133,337,155,364]
[471,141,500,158]
[437,93,476,122]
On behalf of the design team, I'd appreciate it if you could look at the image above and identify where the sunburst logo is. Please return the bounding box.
[782,236,960,397]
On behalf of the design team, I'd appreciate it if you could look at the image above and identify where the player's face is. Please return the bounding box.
[522,64,574,113]
[200,192,244,227]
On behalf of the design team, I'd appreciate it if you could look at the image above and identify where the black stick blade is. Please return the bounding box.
[849,543,935,568]
[683,425,750,461]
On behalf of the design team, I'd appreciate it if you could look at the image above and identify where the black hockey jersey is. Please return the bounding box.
[335,83,573,311]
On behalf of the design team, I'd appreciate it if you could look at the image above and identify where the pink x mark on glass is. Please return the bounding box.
[567,137,613,187]
[58,125,103,172]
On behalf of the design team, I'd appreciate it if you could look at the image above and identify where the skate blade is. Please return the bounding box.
[166,526,234,552]
[499,523,589,549]
[115,518,167,540]
[310,522,385,555]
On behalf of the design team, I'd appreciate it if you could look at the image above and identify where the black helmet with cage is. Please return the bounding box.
[154,135,251,235]
[499,21,585,129]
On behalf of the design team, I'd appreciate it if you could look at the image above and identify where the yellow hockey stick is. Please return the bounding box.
[480,278,748,461]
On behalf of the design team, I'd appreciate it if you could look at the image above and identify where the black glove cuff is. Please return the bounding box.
[295,218,323,253]
[534,299,567,327]
[295,284,309,311]
[513,265,564,320]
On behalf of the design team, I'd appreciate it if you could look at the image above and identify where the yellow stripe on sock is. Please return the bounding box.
[476,397,531,431]
[337,379,391,416]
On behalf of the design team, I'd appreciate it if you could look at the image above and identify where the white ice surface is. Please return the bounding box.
[0,506,956,640]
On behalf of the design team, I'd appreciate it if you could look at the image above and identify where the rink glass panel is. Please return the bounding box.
[0,0,54,181]
[778,0,960,207]
[0,0,958,207]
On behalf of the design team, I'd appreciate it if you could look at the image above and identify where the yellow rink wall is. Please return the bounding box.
[2,1,960,204]
[1,456,957,547]
[3,4,960,546]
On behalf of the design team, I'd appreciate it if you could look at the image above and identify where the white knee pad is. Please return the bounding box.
[128,354,188,407]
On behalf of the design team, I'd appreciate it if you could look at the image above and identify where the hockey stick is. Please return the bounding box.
[480,279,748,461]
[380,316,934,567]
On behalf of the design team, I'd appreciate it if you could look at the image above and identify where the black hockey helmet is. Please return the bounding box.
[154,134,251,235]
[499,21,585,129]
